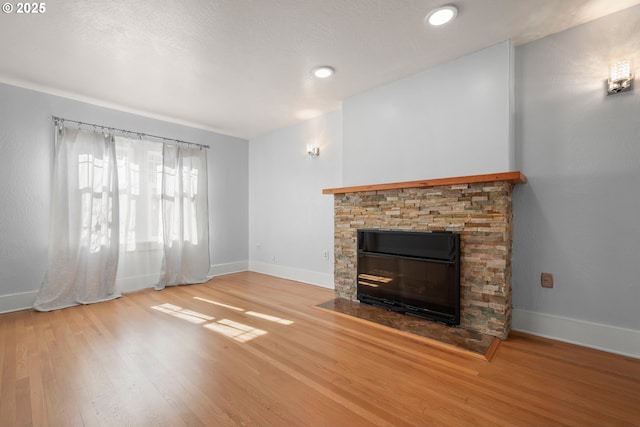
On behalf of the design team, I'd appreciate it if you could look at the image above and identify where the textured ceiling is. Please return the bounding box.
[1,0,639,139]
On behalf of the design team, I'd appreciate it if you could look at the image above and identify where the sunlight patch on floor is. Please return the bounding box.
[151,298,294,343]
[193,296,244,311]
[192,297,294,325]
[204,319,268,343]
[151,303,215,324]
[246,311,294,325]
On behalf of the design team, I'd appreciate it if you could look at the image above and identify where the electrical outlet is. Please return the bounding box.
[271,256,276,264]
[323,250,330,260]
[541,272,554,288]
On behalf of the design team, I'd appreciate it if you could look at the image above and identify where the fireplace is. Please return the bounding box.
[323,172,526,339]
[357,229,461,325]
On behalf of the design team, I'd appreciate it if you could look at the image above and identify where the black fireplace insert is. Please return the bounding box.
[356,229,460,326]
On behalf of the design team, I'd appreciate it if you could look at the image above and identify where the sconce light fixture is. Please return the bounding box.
[306,144,320,158]
[607,59,634,95]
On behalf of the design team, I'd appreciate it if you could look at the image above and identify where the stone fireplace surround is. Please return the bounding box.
[323,172,526,340]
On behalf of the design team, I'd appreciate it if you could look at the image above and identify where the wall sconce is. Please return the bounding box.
[607,59,634,95]
[306,144,320,158]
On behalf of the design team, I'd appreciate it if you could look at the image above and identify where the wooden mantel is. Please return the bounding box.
[322,171,526,195]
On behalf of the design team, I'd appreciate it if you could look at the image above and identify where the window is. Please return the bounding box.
[115,137,163,251]
[78,153,114,253]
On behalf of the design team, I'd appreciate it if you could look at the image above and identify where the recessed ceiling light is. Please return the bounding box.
[312,66,335,79]
[426,5,458,26]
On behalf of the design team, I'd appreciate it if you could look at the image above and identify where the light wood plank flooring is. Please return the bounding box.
[1,271,638,426]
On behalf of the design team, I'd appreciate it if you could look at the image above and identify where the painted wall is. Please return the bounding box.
[342,41,514,186]
[513,5,640,357]
[248,110,342,287]
[0,82,249,311]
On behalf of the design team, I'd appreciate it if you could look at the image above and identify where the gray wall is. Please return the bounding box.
[342,41,514,186]
[0,82,248,309]
[513,6,640,355]
[248,109,342,287]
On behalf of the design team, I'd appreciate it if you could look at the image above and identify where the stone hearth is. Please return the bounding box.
[323,172,526,340]
[316,298,500,360]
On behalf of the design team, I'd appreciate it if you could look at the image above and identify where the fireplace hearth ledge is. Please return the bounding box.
[315,298,501,361]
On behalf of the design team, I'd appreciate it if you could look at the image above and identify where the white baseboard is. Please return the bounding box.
[0,291,38,314]
[248,261,334,289]
[0,261,250,314]
[208,261,249,278]
[512,308,640,359]
[119,261,250,293]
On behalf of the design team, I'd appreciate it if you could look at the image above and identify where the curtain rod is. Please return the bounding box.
[50,116,210,150]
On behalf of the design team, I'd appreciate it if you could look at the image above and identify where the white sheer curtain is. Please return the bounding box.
[157,144,210,289]
[35,125,211,311]
[34,127,121,311]
[114,137,164,291]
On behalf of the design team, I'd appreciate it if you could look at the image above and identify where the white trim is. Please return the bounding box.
[249,261,334,289]
[0,261,250,314]
[118,261,250,293]
[512,308,640,359]
[0,291,38,314]
[0,77,234,138]
[208,261,249,278]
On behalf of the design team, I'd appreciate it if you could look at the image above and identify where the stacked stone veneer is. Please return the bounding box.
[333,181,515,339]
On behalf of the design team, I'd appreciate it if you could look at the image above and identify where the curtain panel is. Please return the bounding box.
[35,126,210,311]
[157,145,210,289]
[35,128,121,311]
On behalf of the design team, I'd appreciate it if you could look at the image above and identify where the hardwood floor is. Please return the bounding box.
[1,271,638,426]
